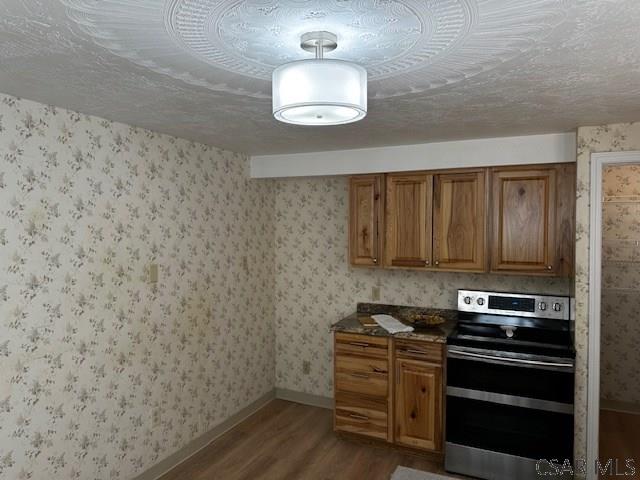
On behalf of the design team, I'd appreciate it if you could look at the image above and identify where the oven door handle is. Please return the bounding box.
[446,386,574,414]
[447,349,574,370]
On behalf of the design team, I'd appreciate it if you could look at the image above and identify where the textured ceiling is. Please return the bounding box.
[0,0,639,155]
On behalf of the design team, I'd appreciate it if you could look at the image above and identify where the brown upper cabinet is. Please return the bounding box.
[555,163,577,277]
[348,163,575,277]
[349,175,384,266]
[490,164,575,275]
[384,170,486,272]
[385,173,433,268]
[432,170,487,272]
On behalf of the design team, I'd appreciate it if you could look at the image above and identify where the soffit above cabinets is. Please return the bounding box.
[250,133,576,178]
[0,1,639,154]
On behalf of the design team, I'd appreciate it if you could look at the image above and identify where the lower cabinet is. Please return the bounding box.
[395,359,442,452]
[334,391,389,441]
[334,332,392,442]
[333,332,444,454]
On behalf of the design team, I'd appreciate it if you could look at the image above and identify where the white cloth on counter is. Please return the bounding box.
[371,314,414,334]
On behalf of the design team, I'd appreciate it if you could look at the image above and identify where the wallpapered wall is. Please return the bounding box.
[273,177,572,398]
[600,164,640,406]
[6,89,635,479]
[0,95,275,479]
[575,122,640,468]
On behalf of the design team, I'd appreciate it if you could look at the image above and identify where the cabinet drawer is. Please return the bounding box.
[335,355,388,397]
[335,391,388,441]
[394,340,443,363]
[335,332,388,359]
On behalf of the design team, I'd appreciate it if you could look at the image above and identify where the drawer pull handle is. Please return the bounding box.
[405,349,428,355]
[372,367,386,373]
[349,342,370,348]
[350,372,370,379]
[349,414,369,421]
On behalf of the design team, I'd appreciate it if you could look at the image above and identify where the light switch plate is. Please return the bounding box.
[372,286,381,301]
[148,263,158,284]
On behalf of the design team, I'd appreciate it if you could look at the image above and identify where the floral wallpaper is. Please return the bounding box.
[273,176,571,398]
[600,164,640,405]
[0,94,275,479]
[575,123,640,468]
[7,89,636,480]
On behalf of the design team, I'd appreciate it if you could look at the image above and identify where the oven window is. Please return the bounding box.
[447,358,574,403]
[446,396,574,460]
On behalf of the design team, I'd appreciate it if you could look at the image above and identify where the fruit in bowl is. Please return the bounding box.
[406,312,446,328]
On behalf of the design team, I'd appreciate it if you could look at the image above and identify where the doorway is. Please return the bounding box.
[588,152,640,479]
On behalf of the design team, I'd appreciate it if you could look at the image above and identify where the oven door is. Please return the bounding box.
[445,346,574,480]
[447,346,575,402]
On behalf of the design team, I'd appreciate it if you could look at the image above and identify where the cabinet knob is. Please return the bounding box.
[372,258,378,264]
[434,260,440,266]
[425,260,430,266]
[547,265,553,270]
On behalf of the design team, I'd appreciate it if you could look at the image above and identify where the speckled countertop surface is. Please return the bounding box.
[330,303,458,343]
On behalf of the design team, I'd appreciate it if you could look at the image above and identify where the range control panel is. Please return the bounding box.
[457,290,571,320]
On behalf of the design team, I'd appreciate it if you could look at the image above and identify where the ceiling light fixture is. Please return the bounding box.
[272,31,367,126]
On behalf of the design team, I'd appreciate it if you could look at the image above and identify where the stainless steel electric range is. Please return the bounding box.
[445,290,575,480]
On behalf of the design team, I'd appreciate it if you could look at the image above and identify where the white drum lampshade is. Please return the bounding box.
[272,33,368,126]
[273,59,367,126]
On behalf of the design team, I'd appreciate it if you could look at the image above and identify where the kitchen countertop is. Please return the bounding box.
[330,303,458,343]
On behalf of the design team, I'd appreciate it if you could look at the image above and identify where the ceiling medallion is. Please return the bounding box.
[62,0,567,99]
[167,0,425,80]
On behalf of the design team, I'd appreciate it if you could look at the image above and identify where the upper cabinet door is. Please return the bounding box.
[385,173,433,268]
[491,167,558,274]
[349,175,384,266]
[433,170,487,272]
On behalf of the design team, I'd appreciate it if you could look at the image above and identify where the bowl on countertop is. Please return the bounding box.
[405,312,446,329]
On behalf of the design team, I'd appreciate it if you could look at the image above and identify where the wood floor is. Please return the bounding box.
[599,409,640,478]
[159,399,445,480]
[158,400,640,480]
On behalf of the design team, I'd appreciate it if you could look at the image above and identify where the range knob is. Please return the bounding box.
[538,302,547,311]
[477,298,485,306]
[463,296,472,305]
[552,303,562,312]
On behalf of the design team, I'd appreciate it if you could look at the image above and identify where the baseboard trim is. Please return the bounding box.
[601,398,640,415]
[275,388,333,409]
[133,390,276,480]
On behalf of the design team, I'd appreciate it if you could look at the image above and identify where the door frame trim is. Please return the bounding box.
[586,150,640,480]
